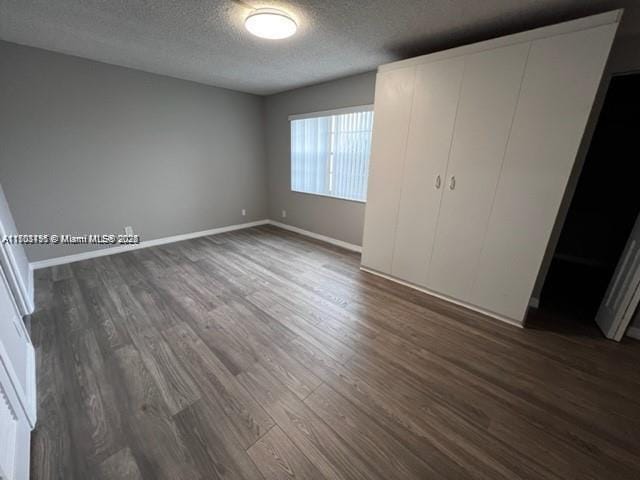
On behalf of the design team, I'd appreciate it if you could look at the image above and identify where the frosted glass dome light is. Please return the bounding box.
[245,8,297,40]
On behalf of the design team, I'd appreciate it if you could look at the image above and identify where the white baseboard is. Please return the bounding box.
[626,326,640,340]
[267,221,362,253]
[360,266,524,329]
[28,219,362,270]
[528,297,540,309]
[29,220,270,270]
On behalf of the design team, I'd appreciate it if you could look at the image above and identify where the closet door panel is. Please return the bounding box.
[391,57,464,285]
[361,67,416,273]
[471,24,618,321]
[0,365,31,480]
[0,267,33,423]
[427,42,530,300]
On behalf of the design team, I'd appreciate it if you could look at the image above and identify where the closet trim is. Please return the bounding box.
[378,10,621,73]
[361,266,526,328]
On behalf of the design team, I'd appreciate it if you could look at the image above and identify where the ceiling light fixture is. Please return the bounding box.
[245,8,297,40]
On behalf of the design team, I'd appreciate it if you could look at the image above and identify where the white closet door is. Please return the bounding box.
[426,42,530,301]
[361,66,416,273]
[0,362,31,480]
[0,266,33,480]
[471,24,618,321]
[391,57,465,285]
[0,267,35,427]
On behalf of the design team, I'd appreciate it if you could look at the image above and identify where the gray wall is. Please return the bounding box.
[0,41,267,262]
[264,72,376,247]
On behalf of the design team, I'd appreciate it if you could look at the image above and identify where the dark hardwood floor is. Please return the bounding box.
[30,225,640,479]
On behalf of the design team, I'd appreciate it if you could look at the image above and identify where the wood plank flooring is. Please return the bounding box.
[29,225,640,479]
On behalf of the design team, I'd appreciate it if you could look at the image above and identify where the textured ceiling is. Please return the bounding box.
[1,0,639,95]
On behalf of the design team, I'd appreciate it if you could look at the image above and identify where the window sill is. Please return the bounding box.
[290,189,366,204]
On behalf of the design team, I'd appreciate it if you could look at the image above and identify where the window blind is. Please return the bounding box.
[291,107,373,202]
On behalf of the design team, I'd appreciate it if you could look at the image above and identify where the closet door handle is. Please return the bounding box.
[449,176,456,190]
[435,175,441,189]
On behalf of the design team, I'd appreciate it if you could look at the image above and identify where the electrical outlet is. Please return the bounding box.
[241,209,246,216]
[281,209,287,218]
[124,226,134,235]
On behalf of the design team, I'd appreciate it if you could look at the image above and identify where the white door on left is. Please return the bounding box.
[0,352,32,480]
[0,264,35,480]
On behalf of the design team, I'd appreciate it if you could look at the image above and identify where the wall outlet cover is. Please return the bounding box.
[241,209,246,216]
[124,226,134,235]
[282,210,287,218]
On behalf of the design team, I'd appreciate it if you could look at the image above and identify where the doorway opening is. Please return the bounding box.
[536,73,640,335]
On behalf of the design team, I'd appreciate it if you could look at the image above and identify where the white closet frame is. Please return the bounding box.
[376,11,620,76]
[361,10,622,327]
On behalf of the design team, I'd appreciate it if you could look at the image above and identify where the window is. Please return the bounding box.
[290,106,374,202]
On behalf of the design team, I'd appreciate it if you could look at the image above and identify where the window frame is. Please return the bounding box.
[289,104,374,203]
